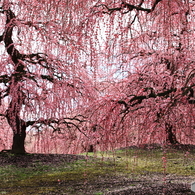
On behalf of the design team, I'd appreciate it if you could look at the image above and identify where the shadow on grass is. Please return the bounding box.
[0,145,195,194]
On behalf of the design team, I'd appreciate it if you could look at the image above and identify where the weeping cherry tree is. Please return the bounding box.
[0,0,95,153]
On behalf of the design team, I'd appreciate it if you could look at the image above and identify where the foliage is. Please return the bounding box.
[82,0,195,149]
[0,0,195,153]
[0,0,96,153]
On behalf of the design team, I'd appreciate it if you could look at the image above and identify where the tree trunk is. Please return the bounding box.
[0,6,29,154]
[87,145,94,152]
[165,123,179,145]
[12,124,26,154]
[6,97,27,154]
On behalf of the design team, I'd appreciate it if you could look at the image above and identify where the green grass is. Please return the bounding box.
[83,147,195,175]
[0,147,195,194]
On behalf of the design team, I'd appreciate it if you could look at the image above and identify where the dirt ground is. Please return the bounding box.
[1,151,195,195]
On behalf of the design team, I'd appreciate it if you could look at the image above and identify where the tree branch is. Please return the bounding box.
[0,113,6,117]
[1,6,55,88]
[117,88,177,114]
[26,115,88,137]
[94,4,122,15]
[0,75,10,84]
[151,0,162,12]
[0,35,3,42]
[95,0,163,15]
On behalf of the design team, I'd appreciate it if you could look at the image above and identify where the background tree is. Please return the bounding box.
[84,0,195,149]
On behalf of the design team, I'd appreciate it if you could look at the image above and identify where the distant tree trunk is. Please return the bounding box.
[87,145,94,152]
[165,123,179,145]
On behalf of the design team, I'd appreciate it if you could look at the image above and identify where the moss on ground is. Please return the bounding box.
[0,147,195,194]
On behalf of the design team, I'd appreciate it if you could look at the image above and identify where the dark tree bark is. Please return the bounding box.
[165,123,179,145]
[6,85,27,153]
[87,145,94,152]
[1,7,28,153]
[11,123,26,154]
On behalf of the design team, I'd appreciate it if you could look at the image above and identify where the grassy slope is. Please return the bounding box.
[0,147,195,195]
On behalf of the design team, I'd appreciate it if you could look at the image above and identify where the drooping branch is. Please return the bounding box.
[121,0,162,13]
[182,84,195,104]
[94,4,122,15]
[118,82,195,118]
[129,88,176,106]
[118,88,177,115]
[0,75,10,84]
[22,53,51,70]
[95,0,163,15]
[1,7,50,69]
[0,6,57,87]
[26,115,88,137]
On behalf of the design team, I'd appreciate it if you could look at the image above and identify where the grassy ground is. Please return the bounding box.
[0,145,195,194]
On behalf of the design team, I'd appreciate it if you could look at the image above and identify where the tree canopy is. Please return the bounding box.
[0,0,195,153]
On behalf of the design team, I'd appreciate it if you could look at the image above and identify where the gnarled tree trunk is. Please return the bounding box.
[6,102,27,154]
[2,7,27,154]
[6,81,27,154]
